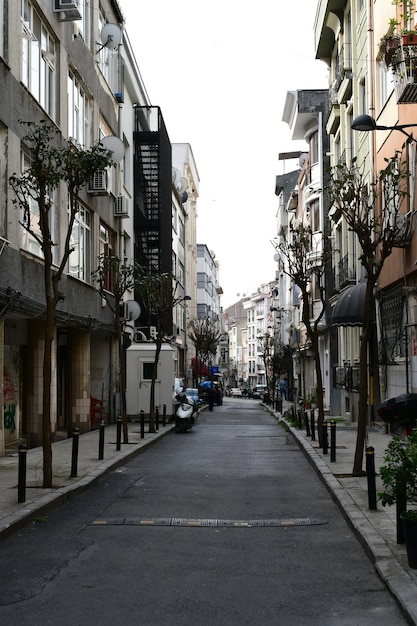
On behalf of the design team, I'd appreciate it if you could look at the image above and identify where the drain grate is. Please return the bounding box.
[91,517,328,528]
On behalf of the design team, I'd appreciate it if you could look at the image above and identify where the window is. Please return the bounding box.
[143,362,155,380]
[20,150,46,258]
[77,0,91,48]
[99,222,115,292]
[21,1,56,118]
[68,71,88,147]
[379,64,394,108]
[382,158,400,230]
[309,131,319,165]
[178,218,185,245]
[97,9,112,85]
[360,79,367,115]
[310,198,320,232]
[69,204,91,282]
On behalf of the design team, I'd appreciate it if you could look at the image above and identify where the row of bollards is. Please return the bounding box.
[17,406,170,503]
[297,409,377,511]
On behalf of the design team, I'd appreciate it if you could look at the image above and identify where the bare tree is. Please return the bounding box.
[9,120,113,488]
[91,255,143,444]
[276,222,330,441]
[327,154,411,475]
[136,273,187,432]
[188,317,222,384]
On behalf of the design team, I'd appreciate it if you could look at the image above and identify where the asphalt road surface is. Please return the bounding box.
[0,398,408,625]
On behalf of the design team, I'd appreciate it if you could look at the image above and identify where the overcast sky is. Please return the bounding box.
[118,0,328,308]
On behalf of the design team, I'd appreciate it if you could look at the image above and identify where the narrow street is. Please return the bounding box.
[0,399,407,626]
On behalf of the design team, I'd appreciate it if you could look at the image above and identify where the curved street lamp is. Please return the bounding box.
[351,114,417,143]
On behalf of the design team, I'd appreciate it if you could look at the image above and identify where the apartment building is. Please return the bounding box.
[279,89,332,411]
[0,0,199,455]
[314,0,417,420]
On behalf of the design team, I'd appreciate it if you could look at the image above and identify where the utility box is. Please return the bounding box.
[126,343,176,419]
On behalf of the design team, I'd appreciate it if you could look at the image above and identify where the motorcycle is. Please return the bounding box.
[174,392,197,433]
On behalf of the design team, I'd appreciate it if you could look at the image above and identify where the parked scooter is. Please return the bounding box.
[174,391,197,433]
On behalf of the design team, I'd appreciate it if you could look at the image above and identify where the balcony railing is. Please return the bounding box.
[334,254,356,290]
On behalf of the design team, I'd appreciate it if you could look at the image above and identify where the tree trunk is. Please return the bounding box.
[352,280,374,476]
[149,339,163,433]
[116,318,128,444]
[42,297,55,488]
[313,335,325,446]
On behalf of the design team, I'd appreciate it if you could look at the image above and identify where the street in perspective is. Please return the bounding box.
[0,399,408,626]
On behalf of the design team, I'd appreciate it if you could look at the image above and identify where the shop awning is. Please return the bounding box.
[332,282,366,327]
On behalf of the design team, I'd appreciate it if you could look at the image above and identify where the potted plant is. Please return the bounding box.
[377,18,401,66]
[378,428,417,567]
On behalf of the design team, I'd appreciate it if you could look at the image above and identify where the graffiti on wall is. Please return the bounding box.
[4,368,16,432]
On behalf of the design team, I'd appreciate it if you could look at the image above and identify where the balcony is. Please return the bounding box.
[386,39,417,103]
[334,254,356,290]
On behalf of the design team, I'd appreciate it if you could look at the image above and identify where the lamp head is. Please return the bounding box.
[351,114,377,132]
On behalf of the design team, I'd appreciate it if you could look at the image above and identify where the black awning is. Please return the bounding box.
[332,282,366,327]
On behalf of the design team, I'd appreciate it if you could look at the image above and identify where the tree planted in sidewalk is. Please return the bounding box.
[91,255,143,444]
[327,154,410,476]
[188,317,222,384]
[9,120,113,488]
[275,222,331,441]
[136,273,188,432]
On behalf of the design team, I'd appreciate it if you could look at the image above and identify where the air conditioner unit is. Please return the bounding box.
[114,195,129,218]
[88,170,108,194]
[53,0,82,21]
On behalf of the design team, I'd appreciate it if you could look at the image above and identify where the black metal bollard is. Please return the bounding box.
[304,411,311,437]
[98,420,105,460]
[70,428,80,478]
[322,421,328,454]
[140,410,145,439]
[17,443,28,503]
[276,397,282,413]
[162,404,166,427]
[310,409,316,441]
[155,406,159,431]
[298,410,303,429]
[116,416,122,451]
[366,446,377,510]
[330,421,336,462]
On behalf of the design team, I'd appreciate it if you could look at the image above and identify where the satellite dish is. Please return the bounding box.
[101,135,125,163]
[126,300,141,321]
[179,177,188,194]
[273,253,280,262]
[100,23,122,49]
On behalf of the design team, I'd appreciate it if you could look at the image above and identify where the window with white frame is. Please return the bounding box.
[77,0,91,48]
[97,8,112,85]
[21,0,56,118]
[382,157,400,230]
[68,71,88,147]
[99,222,115,292]
[379,64,394,109]
[20,150,46,258]
[69,203,91,282]
[309,131,319,165]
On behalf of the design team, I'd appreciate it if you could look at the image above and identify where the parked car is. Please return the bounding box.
[252,384,267,399]
[230,387,243,397]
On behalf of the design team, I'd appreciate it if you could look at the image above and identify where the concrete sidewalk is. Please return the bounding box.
[1,405,417,624]
[270,401,417,626]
